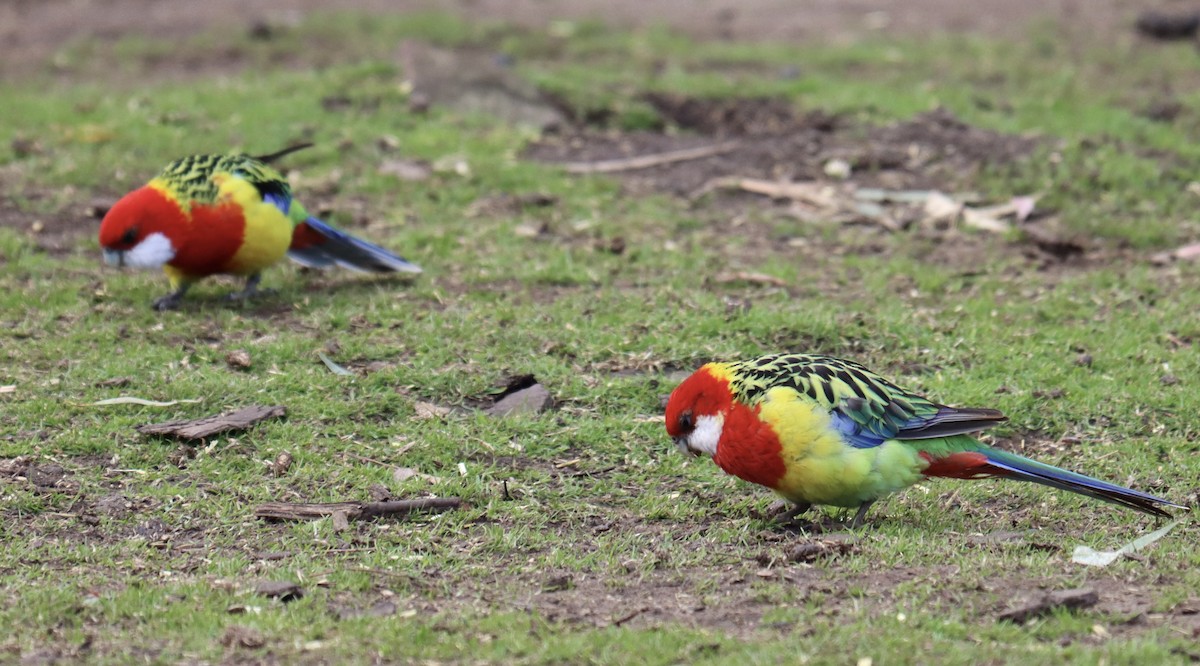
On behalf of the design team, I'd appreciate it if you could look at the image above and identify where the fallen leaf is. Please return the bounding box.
[137,405,286,440]
[225,350,252,369]
[854,188,935,203]
[923,191,962,224]
[412,401,451,420]
[1012,195,1038,223]
[961,207,1011,233]
[220,625,265,649]
[331,510,350,531]
[1152,242,1200,264]
[1071,520,1181,567]
[91,397,203,407]
[1177,243,1200,261]
[317,352,354,376]
[392,467,418,482]
[378,158,431,181]
[732,178,839,207]
[270,451,293,477]
[823,158,852,179]
[713,271,788,287]
[432,154,471,177]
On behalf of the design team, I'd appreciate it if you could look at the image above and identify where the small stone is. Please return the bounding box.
[486,384,552,417]
[254,580,303,602]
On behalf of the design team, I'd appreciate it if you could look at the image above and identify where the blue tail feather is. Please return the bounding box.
[288,217,421,274]
[982,448,1184,518]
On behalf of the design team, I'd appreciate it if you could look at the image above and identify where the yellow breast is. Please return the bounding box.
[214,173,293,274]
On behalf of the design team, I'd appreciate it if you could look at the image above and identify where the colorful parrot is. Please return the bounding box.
[665,353,1185,527]
[98,145,421,310]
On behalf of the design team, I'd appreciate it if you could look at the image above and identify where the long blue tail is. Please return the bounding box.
[288,217,422,274]
[982,448,1186,518]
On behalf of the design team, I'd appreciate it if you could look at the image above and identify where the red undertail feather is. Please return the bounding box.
[289,222,326,251]
[919,451,994,479]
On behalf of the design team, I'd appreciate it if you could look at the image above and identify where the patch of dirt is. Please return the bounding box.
[6,448,1197,662]
[529,105,1041,195]
[0,180,103,257]
[527,101,1093,275]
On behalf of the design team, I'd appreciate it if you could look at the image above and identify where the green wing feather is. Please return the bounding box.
[156,154,294,211]
[727,354,1005,447]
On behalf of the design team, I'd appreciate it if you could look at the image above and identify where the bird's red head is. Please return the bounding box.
[665,364,734,458]
[98,186,186,269]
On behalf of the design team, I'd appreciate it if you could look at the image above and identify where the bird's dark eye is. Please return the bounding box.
[677,410,694,433]
[120,227,139,246]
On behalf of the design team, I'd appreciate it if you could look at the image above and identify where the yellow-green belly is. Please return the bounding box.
[758,387,927,507]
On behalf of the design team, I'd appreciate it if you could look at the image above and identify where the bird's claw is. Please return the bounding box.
[152,294,182,311]
[764,500,813,528]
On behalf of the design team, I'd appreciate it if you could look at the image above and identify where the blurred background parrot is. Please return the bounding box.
[98,145,421,310]
[665,353,1185,527]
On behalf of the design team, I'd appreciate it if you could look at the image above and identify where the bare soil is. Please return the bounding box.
[6,451,1200,645]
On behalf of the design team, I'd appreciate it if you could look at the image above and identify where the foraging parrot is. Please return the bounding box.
[664,353,1185,527]
[98,145,421,310]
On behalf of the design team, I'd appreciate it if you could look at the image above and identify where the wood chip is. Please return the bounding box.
[998,587,1098,623]
[137,405,286,440]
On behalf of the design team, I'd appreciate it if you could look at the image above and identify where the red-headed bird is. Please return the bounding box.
[665,353,1185,527]
[98,146,421,310]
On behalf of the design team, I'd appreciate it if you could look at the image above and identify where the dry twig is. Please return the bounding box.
[561,141,740,174]
[255,498,463,522]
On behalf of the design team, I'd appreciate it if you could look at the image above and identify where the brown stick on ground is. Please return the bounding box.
[255,498,463,522]
[137,405,286,440]
[560,141,740,174]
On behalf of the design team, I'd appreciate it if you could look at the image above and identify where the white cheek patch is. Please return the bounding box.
[123,232,176,268]
[688,414,724,457]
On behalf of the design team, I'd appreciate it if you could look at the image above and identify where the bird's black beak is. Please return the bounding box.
[673,437,700,457]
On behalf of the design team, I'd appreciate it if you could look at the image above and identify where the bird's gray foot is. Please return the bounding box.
[766,499,813,526]
[152,287,189,311]
[847,500,876,530]
[225,274,275,302]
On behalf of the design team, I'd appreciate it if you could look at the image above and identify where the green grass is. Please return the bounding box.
[2,10,1199,665]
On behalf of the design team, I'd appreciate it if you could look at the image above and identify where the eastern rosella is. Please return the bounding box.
[98,146,421,310]
[665,353,1185,527]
